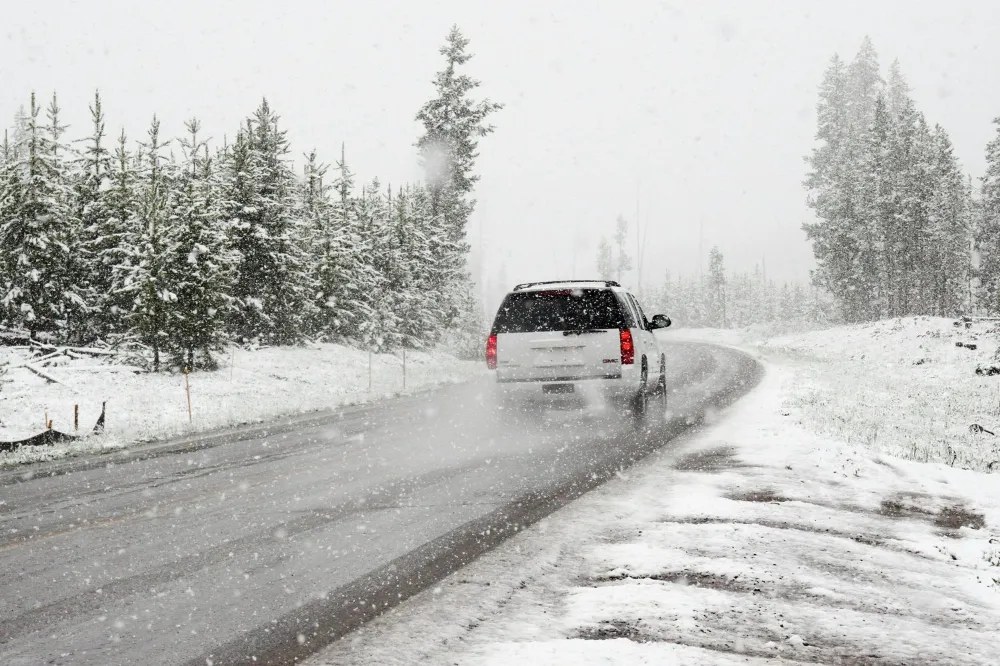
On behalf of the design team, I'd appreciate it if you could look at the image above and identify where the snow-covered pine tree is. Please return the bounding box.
[223,100,311,346]
[102,129,140,339]
[392,184,438,347]
[596,238,614,280]
[0,131,24,330]
[804,39,885,323]
[925,125,972,316]
[415,26,503,336]
[856,92,894,321]
[884,64,940,317]
[0,92,79,341]
[803,55,857,319]
[10,105,29,164]
[46,93,89,342]
[409,182,453,340]
[977,118,1000,313]
[352,180,399,352]
[614,215,632,284]
[119,116,173,370]
[656,270,674,317]
[846,37,883,141]
[726,272,751,327]
[415,26,503,239]
[75,91,114,340]
[326,145,376,341]
[163,119,234,370]
[301,149,336,337]
[707,246,726,327]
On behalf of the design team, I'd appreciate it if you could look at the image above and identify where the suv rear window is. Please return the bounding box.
[492,289,627,334]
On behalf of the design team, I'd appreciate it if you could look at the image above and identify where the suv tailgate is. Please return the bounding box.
[491,289,627,383]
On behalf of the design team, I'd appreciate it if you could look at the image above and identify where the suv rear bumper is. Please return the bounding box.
[492,368,641,409]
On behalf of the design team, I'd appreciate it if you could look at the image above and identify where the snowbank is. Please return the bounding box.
[307,319,1000,665]
[670,317,1000,472]
[0,343,481,467]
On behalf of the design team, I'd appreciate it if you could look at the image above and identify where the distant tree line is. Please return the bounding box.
[804,37,979,322]
[647,246,837,329]
[0,26,501,370]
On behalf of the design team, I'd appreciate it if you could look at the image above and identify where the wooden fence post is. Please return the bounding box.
[184,368,192,423]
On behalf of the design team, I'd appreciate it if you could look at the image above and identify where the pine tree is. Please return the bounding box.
[119,116,173,370]
[415,26,503,236]
[103,129,140,338]
[614,215,632,283]
[707,246,726,327]
[353,180,399,352]
[0,92,78,340]
[301,149,337,337]
[923,126,972,316]
[978,118,1000,312]
[392,184,438,347]
[223,99,311,345]
[0,133,22,330]
[858,92,894,320]
[803,55,857,319]
[163,118,234,369]
[597,238,614,280]
[326,145,377,340]
[415,26,503,332]
[46,93,88,341]
[75,91,114,339]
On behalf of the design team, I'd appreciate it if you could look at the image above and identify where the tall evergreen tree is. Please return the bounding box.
[978,118,1000,312]
[707,246,726,327]
[75,91,114,339]
[223,99,311,345]
[596,238,614,280]
[614,214,632,283]
[415,26,503,334]
[804,39,974,321]
[103,129,140,338]
[119,116,173,369]
[0,92,78,340]
[164,118,234,369]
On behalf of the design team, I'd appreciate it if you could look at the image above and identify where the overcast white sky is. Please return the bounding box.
[3,0,999,309]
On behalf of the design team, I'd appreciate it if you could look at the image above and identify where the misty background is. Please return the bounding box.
[2,0,997,316]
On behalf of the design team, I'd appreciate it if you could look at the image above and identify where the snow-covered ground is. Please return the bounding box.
[0,343,481,466]
[309,317,1000,665]
[672,317,1000,472]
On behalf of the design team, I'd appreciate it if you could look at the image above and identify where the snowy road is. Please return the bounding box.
[0,341,759,666]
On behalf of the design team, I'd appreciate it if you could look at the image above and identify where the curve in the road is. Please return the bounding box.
[0,341,761,666]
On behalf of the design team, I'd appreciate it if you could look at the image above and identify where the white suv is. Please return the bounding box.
[486,280,671,417]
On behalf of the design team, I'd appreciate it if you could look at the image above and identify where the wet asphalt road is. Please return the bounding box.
[0,341,759,666]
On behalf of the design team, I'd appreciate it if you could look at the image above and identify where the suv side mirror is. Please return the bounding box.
[651,314,671,330]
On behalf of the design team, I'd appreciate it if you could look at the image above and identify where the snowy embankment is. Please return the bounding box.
[0,343,481,467]
[308,317,1000,665]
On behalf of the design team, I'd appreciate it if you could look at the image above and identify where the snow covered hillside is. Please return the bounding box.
[672,316,1000,472]
[308,318,1000,665]
[0,343,481,466]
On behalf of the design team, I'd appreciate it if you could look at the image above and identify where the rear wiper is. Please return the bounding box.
[563,329,604,336]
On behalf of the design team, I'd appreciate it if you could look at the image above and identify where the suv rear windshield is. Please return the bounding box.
[492,289,627,334]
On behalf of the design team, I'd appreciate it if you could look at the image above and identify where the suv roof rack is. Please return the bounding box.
[512,279,621,291]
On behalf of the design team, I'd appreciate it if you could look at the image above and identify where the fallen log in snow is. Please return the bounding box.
[22,364,77,390]
[55,365,145,374]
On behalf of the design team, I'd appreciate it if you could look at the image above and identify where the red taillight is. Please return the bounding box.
[486,333,498,369]
[620,328,634,365]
